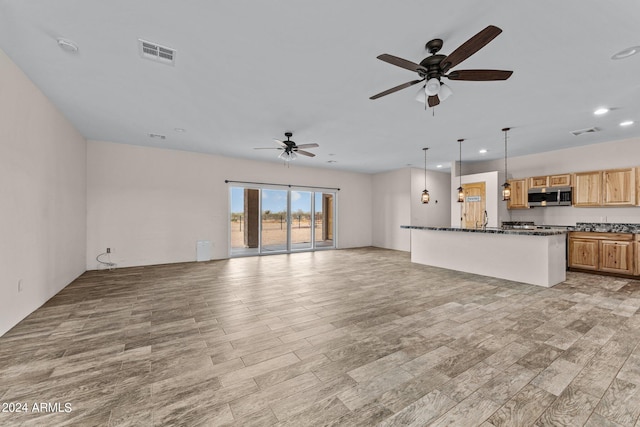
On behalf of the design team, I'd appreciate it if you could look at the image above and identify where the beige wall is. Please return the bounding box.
[86,140,373,268]
[0,49,87,336]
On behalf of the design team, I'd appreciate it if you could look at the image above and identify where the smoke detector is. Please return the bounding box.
[570,127,599,136]
[138,39,176,65]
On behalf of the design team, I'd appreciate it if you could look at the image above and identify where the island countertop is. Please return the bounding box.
[401,225,568,236]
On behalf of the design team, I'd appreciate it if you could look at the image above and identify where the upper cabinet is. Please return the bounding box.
[529,176,548,189]
[549,174,571,187]
[529,174,571,189]
[507,178,528,209]
[573,171,602,207]
[603,168,636,206]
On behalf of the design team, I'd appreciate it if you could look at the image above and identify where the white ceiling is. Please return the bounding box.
[1,1,639,173]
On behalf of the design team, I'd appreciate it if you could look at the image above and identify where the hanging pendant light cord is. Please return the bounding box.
[459,139,462,189]
[424,148,427,189]
[504,129,508,178]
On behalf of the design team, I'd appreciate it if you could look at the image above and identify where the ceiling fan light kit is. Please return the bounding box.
[254,132,319,163]
[370,25,513,107]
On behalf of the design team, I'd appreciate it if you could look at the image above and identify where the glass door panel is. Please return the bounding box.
[290,191,312,251]
[230,187,260,256]
[261,189,288,253]
[315,192,334,248]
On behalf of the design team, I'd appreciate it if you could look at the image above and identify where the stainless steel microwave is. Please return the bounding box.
[527,186,572,206]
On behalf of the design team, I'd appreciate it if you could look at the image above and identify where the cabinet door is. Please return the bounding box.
[603,168,636,206]
[568,238,599,270]
[549,174,571,187]
[507,179,528,209]
[635,239,640,276]
[529,176,549,188]
[573,171,602,206]
[599,240,634,275]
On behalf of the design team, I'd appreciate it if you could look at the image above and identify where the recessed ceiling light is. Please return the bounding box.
[56,38,79,53]
[594,108,609,115]
[436,164,443,168]
[611,46,640,60]
[174,128,185,132]
[479,149,488,154]
[620,120,634,127]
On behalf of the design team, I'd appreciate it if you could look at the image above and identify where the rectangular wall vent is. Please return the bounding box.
[138,39,176,65]
[570,127,599,136]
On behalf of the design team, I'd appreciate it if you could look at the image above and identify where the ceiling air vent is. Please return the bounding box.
[570,127,599,136]
[138,39,176,65]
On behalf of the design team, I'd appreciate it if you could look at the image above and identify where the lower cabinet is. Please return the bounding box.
[636,235,640,276]
[568,238,598,270]
[599,240,634,275]
[568,232,636,276]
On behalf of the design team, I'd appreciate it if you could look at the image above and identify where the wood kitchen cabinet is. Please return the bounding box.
[529,176,549,189]
[568,232,635,276]
[599,239,634,275]
[529,174,571,189]
[568,237,599,270]
[573,171,602,206]
[507,178,528,209]
[636,235,640,276]
[603,168,636,206]
[549,174,571,187]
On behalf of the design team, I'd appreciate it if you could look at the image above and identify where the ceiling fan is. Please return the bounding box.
[370,25,513,107]
[254,132,319,161]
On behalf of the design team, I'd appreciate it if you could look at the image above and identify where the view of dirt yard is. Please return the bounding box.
[230,218,328,247]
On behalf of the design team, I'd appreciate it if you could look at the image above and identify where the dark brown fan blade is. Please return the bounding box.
[440,25,502,72]
[296,150,315,157]
[446,69,513,81]
[376,54,422,72]
[427,95,440,107]
[370,79,424,100]
[296,143,319,149]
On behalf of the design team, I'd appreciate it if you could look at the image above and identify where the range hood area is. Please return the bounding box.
[527,186,572,207]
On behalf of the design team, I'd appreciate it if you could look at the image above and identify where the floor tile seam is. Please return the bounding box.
[228,373,320,419]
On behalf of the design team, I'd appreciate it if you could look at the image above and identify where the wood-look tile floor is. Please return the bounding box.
[3,247,640,426]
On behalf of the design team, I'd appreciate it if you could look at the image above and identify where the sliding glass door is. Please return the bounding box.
[261,189,288,253]
[230,186,335,257]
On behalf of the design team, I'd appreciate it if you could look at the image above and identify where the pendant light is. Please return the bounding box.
[456,139,464,203]
[421,148,430,204]
[501,127,511,201]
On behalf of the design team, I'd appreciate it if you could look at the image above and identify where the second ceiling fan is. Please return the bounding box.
[370,25,513,107]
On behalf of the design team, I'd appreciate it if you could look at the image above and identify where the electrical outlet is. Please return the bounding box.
[18,279,23,293]
[106,247,111,253]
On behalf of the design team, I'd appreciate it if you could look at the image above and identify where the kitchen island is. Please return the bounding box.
[401,226,568,287]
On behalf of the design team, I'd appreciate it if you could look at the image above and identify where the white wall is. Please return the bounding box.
[464,137,640,226]
[371,167,451,252]
[0,49,87,336]
[372,168,411,251]
[86,141,373,268]
[410,168,451,227]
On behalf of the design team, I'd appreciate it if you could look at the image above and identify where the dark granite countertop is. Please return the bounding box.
[571,223,640,233]
[400,225,567,236]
